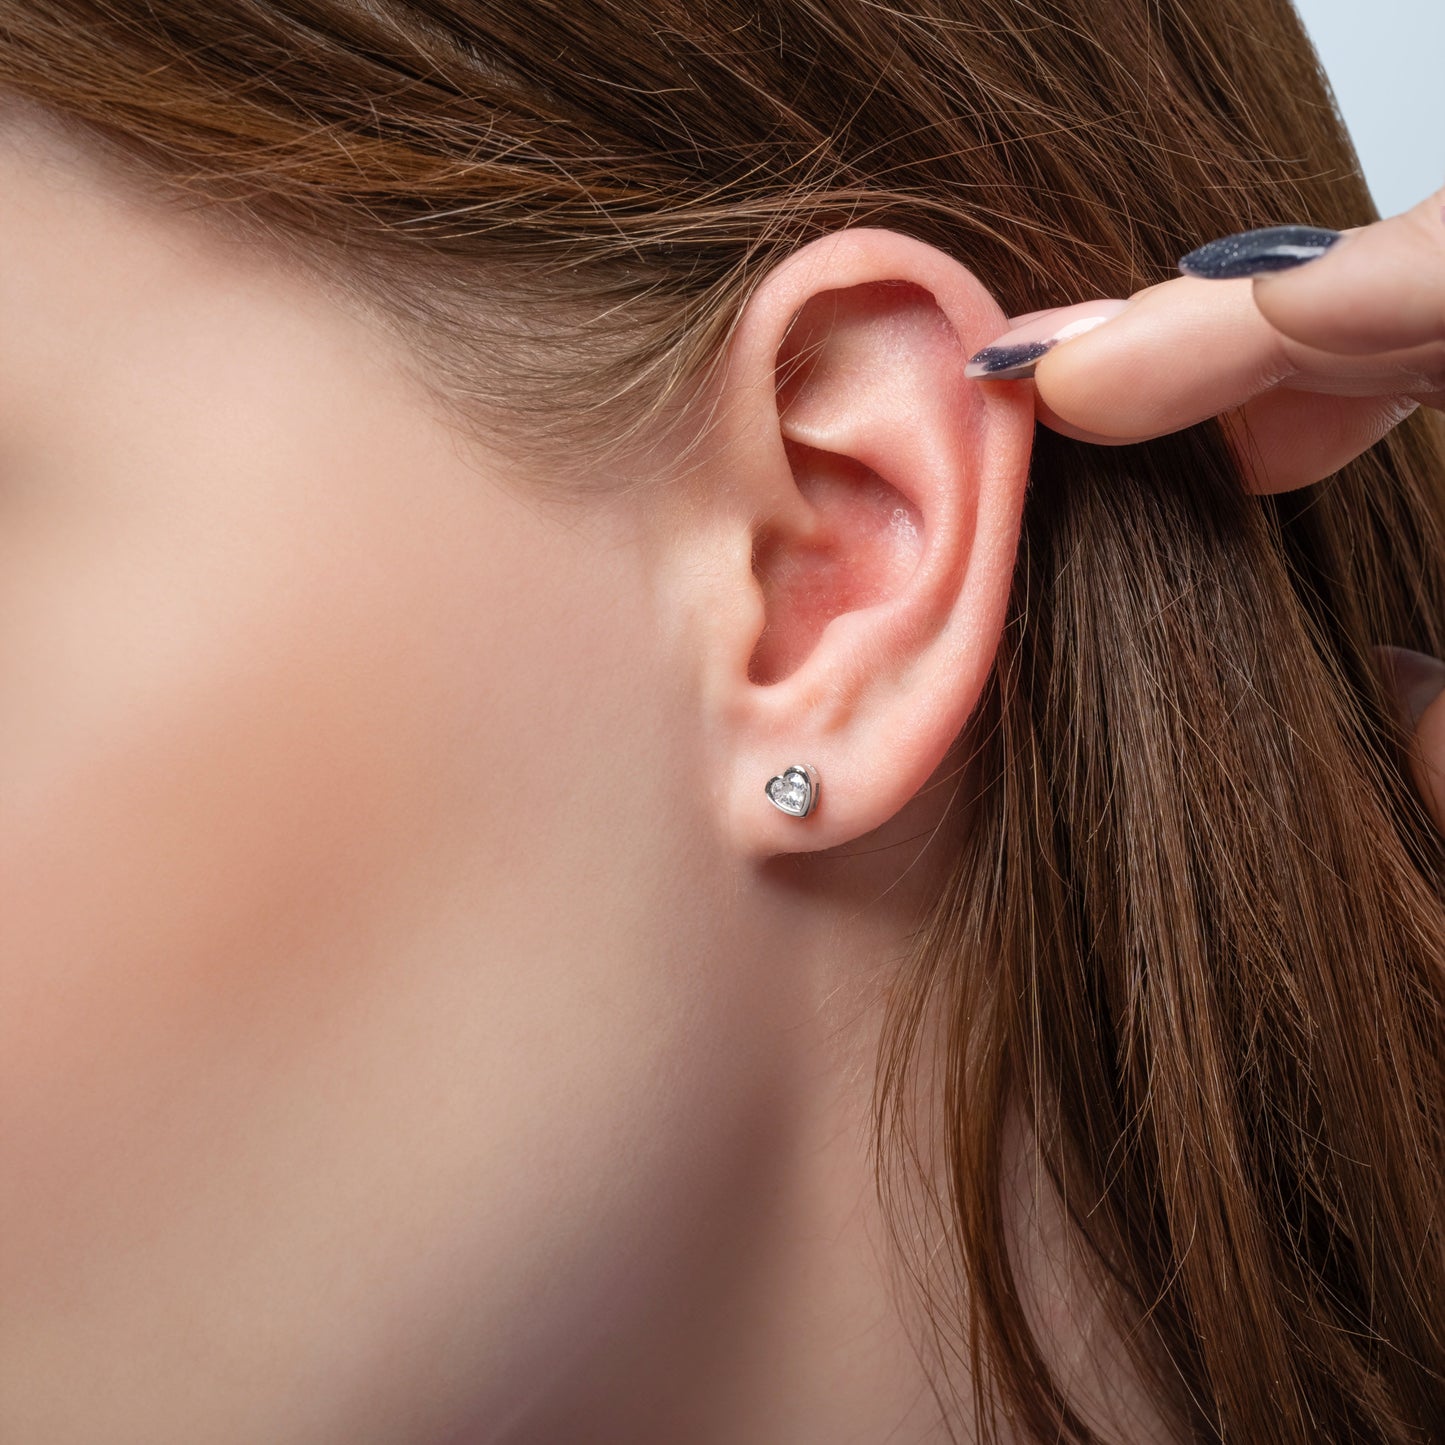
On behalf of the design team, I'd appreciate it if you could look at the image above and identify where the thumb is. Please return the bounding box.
[1247,184,1445,357]
[1375,644,1445,834]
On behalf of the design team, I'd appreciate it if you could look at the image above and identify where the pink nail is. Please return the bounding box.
[965,298,1134,380]
[1001,306,1064,328]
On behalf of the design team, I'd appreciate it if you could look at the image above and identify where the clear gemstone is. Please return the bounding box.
[768,768,812,815]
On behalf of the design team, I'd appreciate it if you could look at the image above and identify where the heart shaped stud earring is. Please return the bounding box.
[765,762,820,819]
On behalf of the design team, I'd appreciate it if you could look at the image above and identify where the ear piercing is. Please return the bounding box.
[765,763,819,818]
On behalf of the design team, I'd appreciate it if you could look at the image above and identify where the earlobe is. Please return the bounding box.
[697,228,1036,859]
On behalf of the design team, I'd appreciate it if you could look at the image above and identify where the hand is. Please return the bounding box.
[964,184,1445,829]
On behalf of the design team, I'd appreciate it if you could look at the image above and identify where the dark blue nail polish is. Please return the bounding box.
[963,340,1051,379]
[1177,224,1343,279]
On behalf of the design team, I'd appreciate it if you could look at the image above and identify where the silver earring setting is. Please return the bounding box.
[765,762,820,818]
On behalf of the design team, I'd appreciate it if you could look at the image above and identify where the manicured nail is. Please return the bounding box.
[1377,645,1445,728]
[1177,224,1343,279]
[965,298,1133,380]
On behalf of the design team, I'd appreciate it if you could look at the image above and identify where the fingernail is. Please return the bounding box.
[1376,645,1445,728]
[965,298,1133,380]
[1000,306,1064,328]
[1177,224,1343,279]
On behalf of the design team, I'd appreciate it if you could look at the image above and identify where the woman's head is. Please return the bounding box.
[1,4,1443,1444]
[0,95,1028,1441]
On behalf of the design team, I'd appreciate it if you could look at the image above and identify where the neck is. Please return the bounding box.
[489,767,965,1445]
[490,756,1178,1445]
[497,873,953,1444]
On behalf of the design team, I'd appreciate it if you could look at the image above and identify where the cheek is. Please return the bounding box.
[0,433,767,1435]
[0,446,608,1291]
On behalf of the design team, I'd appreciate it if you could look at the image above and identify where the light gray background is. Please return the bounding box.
[1292,0,1444,218]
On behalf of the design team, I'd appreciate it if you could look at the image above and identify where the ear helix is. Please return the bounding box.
[764,762,820,818]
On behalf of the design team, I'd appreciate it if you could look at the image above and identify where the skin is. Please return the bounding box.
[3,94,1439,1444]
[0,98,1183,1445]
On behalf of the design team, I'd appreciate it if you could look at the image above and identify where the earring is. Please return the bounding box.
[765,762,820,818]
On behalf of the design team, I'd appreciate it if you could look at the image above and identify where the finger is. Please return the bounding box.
[1213,389,1423,494]
[1250,187,1445,356]
[997,276,1442,445]
[1028,382,1427,493]
[1375,645,1445,836]
[971,184,1445,444]
[1023,276,1294,440]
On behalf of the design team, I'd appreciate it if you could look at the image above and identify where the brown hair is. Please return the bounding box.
[4,2,1443,1439]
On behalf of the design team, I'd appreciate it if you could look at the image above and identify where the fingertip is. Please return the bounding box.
[1376,644,1445,836]
[964,298,1135,381]
[1376,645,1445,729]
[1249,206,1444,355]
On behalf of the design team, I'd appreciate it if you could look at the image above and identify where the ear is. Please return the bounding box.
[692,226,1035,858]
